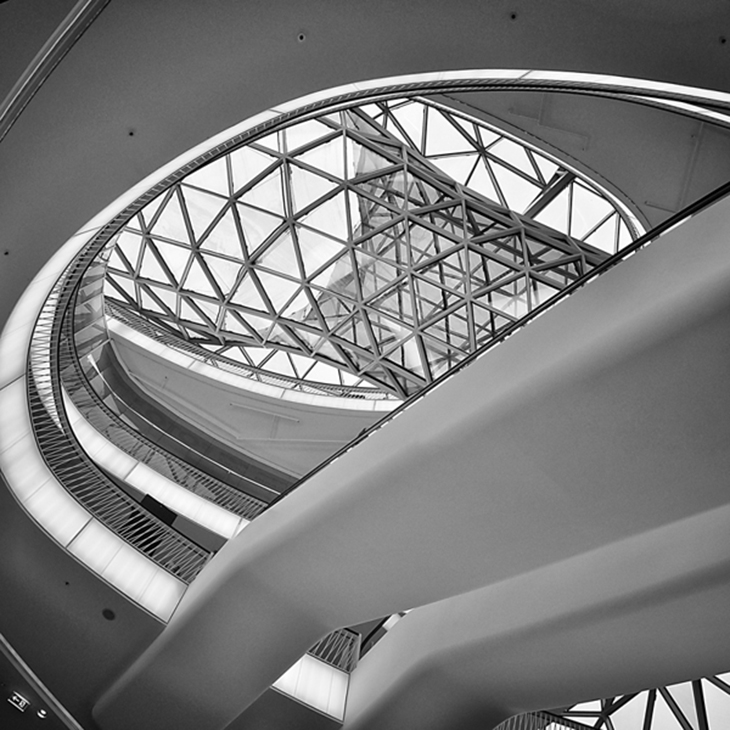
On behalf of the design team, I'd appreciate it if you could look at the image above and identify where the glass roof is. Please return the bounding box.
[552,673,730,730]
[103,96,643,398]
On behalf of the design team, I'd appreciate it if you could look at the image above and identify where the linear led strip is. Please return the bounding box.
[0,376,186,621]
[2,70,729,625]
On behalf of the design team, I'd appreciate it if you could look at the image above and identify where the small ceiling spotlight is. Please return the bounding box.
[37,708,48,719]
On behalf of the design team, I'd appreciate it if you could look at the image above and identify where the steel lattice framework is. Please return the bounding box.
[103,97,642,398]
[553,673,730,730]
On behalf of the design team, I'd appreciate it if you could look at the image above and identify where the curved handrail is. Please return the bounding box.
[61,318,267,523]
[106,301,397,402]
[27,250,210,584]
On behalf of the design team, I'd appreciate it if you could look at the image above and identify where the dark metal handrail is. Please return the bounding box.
[307,628,361,673]
[27,254,211,584]
[61,320,267,522]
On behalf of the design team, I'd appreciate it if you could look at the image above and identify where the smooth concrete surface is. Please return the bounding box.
[94,193,730,730]
[111,333,387,477]
[343,502,730,729]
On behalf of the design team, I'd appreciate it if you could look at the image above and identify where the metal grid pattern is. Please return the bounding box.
[550,674,730,730]
[307,628,361,673]
[103,97,639,398]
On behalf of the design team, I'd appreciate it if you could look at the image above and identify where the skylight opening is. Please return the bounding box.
[102,94,645,399]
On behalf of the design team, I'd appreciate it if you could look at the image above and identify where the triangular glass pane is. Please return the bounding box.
[410,226,458,266]
[296,225,347,277]
[472,232,525,268]
[430,154,479,186]
[490,162,541,213]
[236,204,284,253]
[534,187,570,233]
[570,182,615,239]
[242,313,274,337]
[284,118,332,153]
[105,274,137,304]
[307,360,346,385]
[351,143,399,177]
[281,289,311,320]
[446,114,476,142]
[468,250,518,289]
[652,692,685,730]
[242,346,271,365]
[115,230,144,271]
[221,311,255,338]
[107,247,131,274]
[183,256,217,297]
[382,338,425,376]
[310,254,355,299]
[251,131,280,154]
[255,270,300,311]
[476,126,500,148]
[617,218,633,251]
[422,337,464,378]
[535,155,560,184]
[264,350,297,377]
[412,276,449,321]
[147,284,178,314]
[524,238,568,266]
[389,102,425,150]
[193,297,221,324]
[239,167,285,216]
[607,695,647,730]
[180,185,228,241]
[370,283,415,325]
[484,277,529,319]
[151,191,190,244]
[199,207,244,259]
[139,245,171,284]
[489,139,536,178]
[179,298,209,327]
[419,252,469,296]
[184,157,230,197]
[256,229,300,277]
[139,287,165,315]
[583,213,618,254]
[300,191,349,240]
[466,159,500,203]
[343,109,389,139]
[288,352,317,379]
[289,163,339,213]
[230,146,278,191]
[470,303,511,340]
[201,253,241,294]
[267,322,298,348]
[425,108,474,156]
[703,679,730,727]
[665,683,699,730]
[297,136,346,179]
[230,274,270,312]
[530,277,561,306]
[355,250,403,297]
[153,240,190,285]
